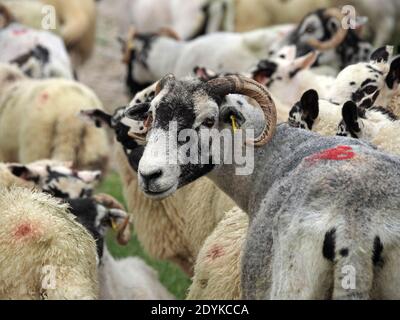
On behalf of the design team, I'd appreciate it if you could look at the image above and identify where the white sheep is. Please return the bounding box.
[5,159,173,299]
[188,207,247,300]
[337,102,400,156]
[0,187,98,299]
[121,0,234,40]
[251,46,335,106]
[0,63,110,171]
[0,5,74,79]
[1,0,97,65]
[121,23,294,95]
[288,47,400,134]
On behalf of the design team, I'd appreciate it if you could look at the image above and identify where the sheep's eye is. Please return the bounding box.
[305,25,315,33]
[202,117,215,128]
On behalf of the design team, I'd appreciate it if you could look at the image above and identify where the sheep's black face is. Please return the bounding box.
[288,89,319,131]
[337,101,364,138]
[8,161,101,199]
[289,9,326,46]
[135,77,219,198]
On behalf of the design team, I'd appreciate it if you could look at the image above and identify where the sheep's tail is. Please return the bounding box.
[330,226,374,300]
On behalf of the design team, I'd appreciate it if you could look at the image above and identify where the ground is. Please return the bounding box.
[80,0,191,299]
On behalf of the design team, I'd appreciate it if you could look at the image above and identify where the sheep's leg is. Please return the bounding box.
[268,214,333,300]
[269,231,332,300]
[241,214,274,300]
[371,247,400,299]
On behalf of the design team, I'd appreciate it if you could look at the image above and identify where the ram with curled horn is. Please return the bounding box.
[134,73,400,300]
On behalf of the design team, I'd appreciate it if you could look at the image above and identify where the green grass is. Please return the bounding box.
[96,172,191,299]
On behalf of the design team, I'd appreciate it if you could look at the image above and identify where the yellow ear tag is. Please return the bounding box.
[230,115,238,132]
[111,219,118,231]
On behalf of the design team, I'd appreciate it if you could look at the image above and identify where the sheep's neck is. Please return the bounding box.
[208,124,313,217]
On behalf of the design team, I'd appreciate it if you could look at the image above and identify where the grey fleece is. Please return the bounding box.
[210,123,400,299]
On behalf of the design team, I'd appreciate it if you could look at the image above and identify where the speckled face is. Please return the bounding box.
[136,76,221,198]
[288,102,309,129]
[8,161,101,199]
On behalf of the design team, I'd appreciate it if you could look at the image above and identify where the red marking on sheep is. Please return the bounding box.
[14,223,33,238]
[12,29,28,36]
[306,145,355,163]
[206,245,224,261]
[40,92,49,103]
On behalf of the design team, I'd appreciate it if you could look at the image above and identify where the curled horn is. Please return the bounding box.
[116,216,132,245]
[155,73,175,95]
[158,27,180,41]
[306,8,348,51]
[0,3,15,28]
[207,75,277,146]
[122,26,136,64]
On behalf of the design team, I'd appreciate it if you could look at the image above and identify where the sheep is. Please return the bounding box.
[121,0,234,40]
[1,0,97,65]
[0,187,98,299]
[81,87,236,276]
[6,159,174,300]
[0,63,110,172]
[131,73,400,299]
[0,6,74,79]
[188,207,247,300]
[288,47,400,136]
[120,23,295,95]
[251,46,335,106]
[194,66,292,123]
[337,102,400,156]
[278,7,373,71]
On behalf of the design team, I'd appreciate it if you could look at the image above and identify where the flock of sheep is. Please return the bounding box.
[1,0,400,300]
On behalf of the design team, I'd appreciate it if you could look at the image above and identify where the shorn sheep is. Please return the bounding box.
[81,85,235,276]
[0,63,110,171]
[0,187,98,299]
[130,73,400,299]
[0,5,74,79]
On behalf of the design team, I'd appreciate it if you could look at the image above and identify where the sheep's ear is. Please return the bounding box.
[299,89,319,121]
[370,46,393,63]
[194,66,216,81]
[6,163,36,181]
[79,109,112,128]
[386,56,400,89]
[219,105,246,128]
[292,51,318,72]
[77,170,102,183]
[342,101,361,132]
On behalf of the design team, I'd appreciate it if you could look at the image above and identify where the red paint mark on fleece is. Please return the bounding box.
[40,92,49,103]
[14,223,33,238]
[12,29,28,36]
[206,245,224,261]
[306,145,355,163]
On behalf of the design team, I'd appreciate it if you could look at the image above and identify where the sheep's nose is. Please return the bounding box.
[140,169,163,186]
